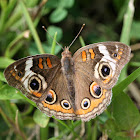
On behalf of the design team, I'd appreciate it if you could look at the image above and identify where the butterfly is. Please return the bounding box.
[4,41,131,121]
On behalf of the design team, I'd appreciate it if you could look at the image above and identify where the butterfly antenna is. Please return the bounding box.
[68,24,85,49]
[42,26,64,50]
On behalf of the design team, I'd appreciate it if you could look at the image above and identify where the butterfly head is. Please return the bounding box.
[61,47,72,58]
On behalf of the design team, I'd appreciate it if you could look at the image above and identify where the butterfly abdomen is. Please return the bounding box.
[61,48,76,109]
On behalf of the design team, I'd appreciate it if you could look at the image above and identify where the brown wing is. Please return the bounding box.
[74,71,112,121]
[37,66,112,121]
[72,41,131,121]
[4,54,61,101]
[37,68,77,120]
[73,41,131,89]
[4,54,76,120]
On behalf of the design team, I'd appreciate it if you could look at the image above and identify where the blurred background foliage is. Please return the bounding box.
[0,0,140,140]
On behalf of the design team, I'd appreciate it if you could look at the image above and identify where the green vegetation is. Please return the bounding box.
[0,0,140,139]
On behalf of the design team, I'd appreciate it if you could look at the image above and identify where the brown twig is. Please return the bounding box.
[32,0,48,20]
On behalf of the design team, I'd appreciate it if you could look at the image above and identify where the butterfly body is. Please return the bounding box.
[4,42,131,121]
[61,47,76,110]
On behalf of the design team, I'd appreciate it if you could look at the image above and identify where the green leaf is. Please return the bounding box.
[0,72,6,82]
[50,8,68,23]
[101,119,120,139]
[47,26,63,45]
[59,0,75,8]
[47,0,74,9]
[46,0,59,8]
[0,57,15,69]
[0,85,23,100]
[33,109,49,128]
[112,91,140,130]
[24,0,40,7]
[22,116,35,127]
[134,123,140,136]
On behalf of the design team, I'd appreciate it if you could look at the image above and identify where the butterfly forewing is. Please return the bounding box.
[4,54,61,101]
[73,42,131,89]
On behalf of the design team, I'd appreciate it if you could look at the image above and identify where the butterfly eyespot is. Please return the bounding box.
[81,98,90,110]
[61,100,71,110]
[95,86,101,96]
[18,72,22,77]
[45,90,56,105]
[28,76,41,92]
[30,79,39,90]
[90,82,102,98]
[99,62,112,80]
[113,53,117,57]
[101,65,110,77]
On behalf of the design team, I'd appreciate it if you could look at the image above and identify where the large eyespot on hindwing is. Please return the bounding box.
[90,82,102,98]
[44,90,56,105]
[61,100,71,110]
[28,76,41,92]
[98,62,112,79]
[81,98,91,110]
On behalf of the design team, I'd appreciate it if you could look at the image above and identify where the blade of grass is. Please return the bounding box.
[87,121,92,140]
[0,0,17,33]
[5,30,30,58]
[120,0,134,45]
[0,103,12,128]
[119,0,135,82]
[117,0,129,22]
[129,62,140,67]
[21,105,34,116]
[0,102,27,139]
[113,67,140,96]
[0,3,7,33]
[40,126,49,140]
[48,128,69,140]
[51,32,57,55]
[18,91,36,107]
[4,10,22,32]
[91,121,98,140]
[53,118,81,139]
[20,1,45,54]
[79,36,86,47]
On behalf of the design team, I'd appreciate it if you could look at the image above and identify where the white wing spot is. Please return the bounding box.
[22,57,47,91]
[98,44,116,75]
[14,65,17,71]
